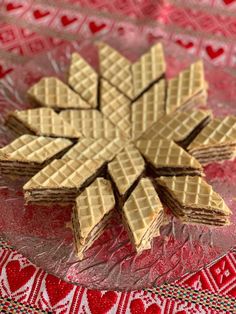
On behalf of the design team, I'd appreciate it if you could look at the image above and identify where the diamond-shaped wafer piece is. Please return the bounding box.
[0,135,72,176]
[6,108,81,139]
[60,109,124,139]
[139,110,212,148]
[188,116,236,164]
[27,77,90,110]
[132,79,166,140]
[24,159,105,203]
[98,42,133,99]
[136,138,203,176]
[68,53,98,108]
[166,61,207,114]
[100,79,131,138]
[63,137,126,162]
[72,178,115,259]
[156,176,231,226]
[123,178,164,253]
[108,144,145,197]
[132,42,166,99]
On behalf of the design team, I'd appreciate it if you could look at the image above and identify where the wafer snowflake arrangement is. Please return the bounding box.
[1,40,236,289]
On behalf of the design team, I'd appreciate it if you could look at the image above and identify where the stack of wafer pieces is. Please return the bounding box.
[98,42,134,100]
[136,138,203,177]
[108,144,145,203]
[27,77,90,110]
[131,42,166,100]
[59,109,125,139]
[98,42,166,101]
[187,116,236,165]
[156,176,231,226]
[23,159,106,203]
[6,108,81,139]
[122,178,164,253]
[0,135,72,176]
[138,110,212,148]
[166,60,207,114]
[100,79,132,138]
[68,52,98,109]
[62,137,127,162]
[132,79,166,140]
[72,178,115,259]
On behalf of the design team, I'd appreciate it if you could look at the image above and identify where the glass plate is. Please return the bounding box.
[0,34,236,291]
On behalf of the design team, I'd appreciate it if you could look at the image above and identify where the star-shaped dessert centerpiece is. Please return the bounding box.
[2,42,234,260]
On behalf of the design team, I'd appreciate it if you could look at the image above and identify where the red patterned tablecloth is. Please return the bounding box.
[0,1,236,313]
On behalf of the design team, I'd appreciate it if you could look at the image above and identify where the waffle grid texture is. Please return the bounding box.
[28,77,90,109]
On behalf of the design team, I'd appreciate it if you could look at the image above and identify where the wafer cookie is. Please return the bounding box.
[27,77,90,110]
[68,52,98,108]
[122,178,164,253]
[72,178,115,259]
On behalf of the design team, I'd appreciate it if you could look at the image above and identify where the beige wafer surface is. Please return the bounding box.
[27,77,90,109]
[0,135,72,163]
[60,109,124,139]
[139,110,211,143]
[156,175,231,215]
[132,43,166,99]
[136,138,202,170]
[108,144,145,196]
[100,79,131,138]
[68,53,98,108]
[188,116,236,151]
[166,61,206,114]
[74,178,115,240]
[63,137,126,162]
[23,159,104,190]
[123,178,163,247]
[98,42,133,99]
[132,79,166,140]
[10,108,81,139]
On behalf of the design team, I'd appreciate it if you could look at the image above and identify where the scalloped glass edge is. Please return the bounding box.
[0,35,236,290]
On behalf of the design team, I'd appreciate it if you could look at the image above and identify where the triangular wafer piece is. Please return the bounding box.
[60,109,124,139]
[24,159,105,203]
[6,108,81,139]
[0,135,72,176]
[132,79,166,140]
[27,77,90,110]
[188,116,236,164]
[166,61,207,114]
[100,79,131,138]
[108,144,145,198]
[156,176,231,226]
[98,42,133,99]
[136,138,203,176]
[132,43,166,99]
[122,178,164,253]
[63,137,126,162]
[72,178,115,259]
[68,53,98,108]
[139,110,212,148]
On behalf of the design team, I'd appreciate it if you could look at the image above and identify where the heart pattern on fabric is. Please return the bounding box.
[130,299,161,314]
[6,260,35,293]
[87,290,117,314]
[176,39,194,49]
[206,45,224,59]
[33,9,50,20]
[61,15,77,27]
[45,274,74,307]
[89,21,106,33]
[0,65,13,78]
[223,0,235,5]
[6,3,23,11]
